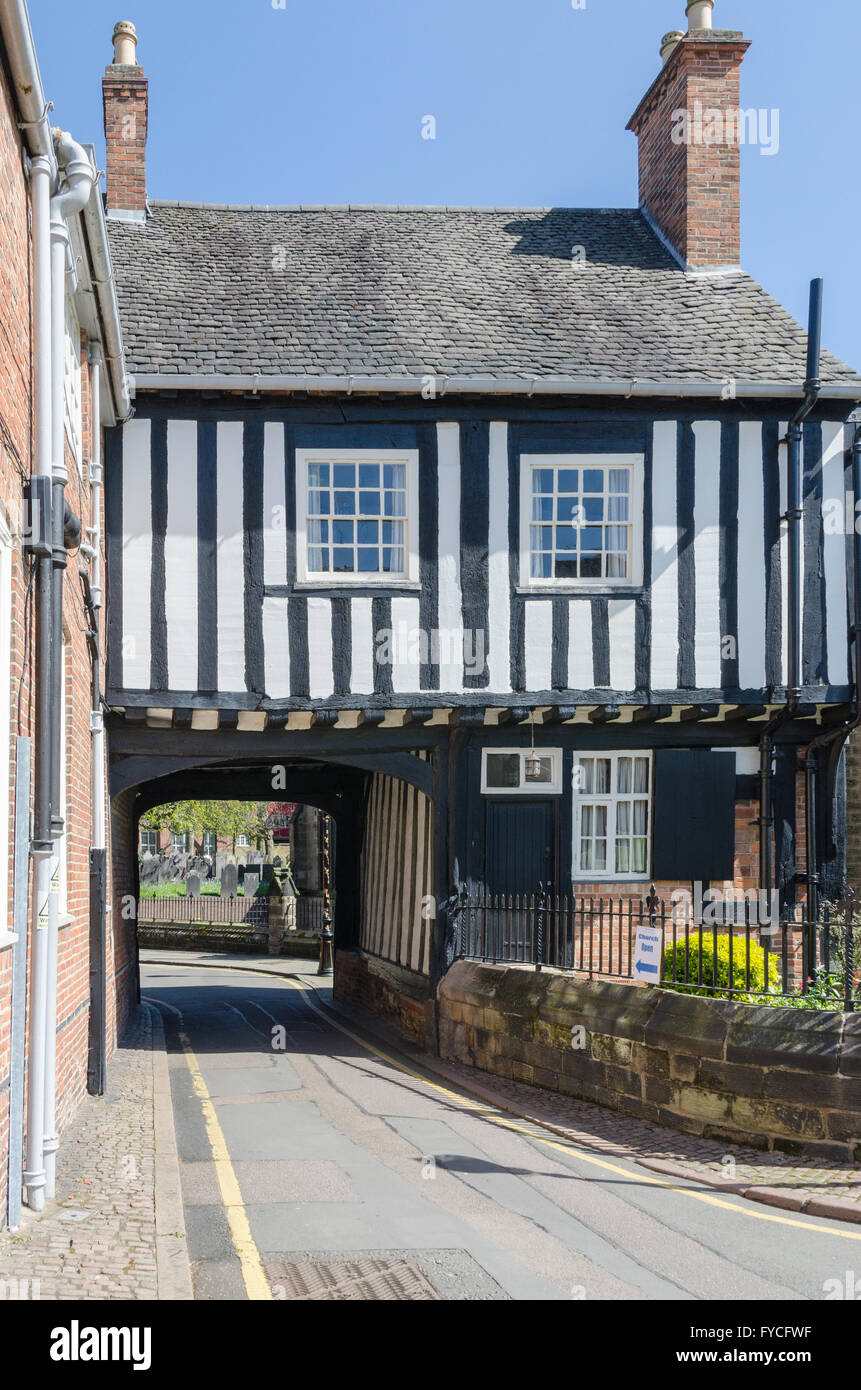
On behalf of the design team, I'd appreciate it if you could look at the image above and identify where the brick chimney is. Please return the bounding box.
[627,3,750,269]
[102,21,148,218]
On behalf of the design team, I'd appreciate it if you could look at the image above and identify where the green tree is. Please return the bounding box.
[140,800,272,851]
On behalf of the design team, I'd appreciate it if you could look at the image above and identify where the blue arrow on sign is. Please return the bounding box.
[635,959,659,976]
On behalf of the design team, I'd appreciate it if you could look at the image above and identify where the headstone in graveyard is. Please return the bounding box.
[243,873,260,899]
[139,854,160,885]
[186,873,201,899]
[220,862,238,898]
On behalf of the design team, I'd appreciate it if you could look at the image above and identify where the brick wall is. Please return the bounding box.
[102,63,148,215]
[628,32,751,267]
[0,46,136,1225]
[0,32,35,1228]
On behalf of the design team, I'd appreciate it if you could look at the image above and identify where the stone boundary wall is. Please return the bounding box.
[438,962,861,1162]
[334,950,436,1051]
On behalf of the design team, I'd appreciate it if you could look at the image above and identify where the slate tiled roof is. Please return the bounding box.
[106,203,861,389]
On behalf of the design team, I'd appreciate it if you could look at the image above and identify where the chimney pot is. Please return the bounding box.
[103,20,148,215]
[660,31,685,65]
[112,20,138,66]
[686,1,714,28]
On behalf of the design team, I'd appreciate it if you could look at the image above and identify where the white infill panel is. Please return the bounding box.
[307,596,334,699]
[693,420,722,690]
[122,417,152,687]
[737,422,767,690]
[608,598,636,692]
[437,422,462,693]
[216,422,246,693]
[262,596,290,699]
[350,596,375,695]
[165,419,198,690]
[821,422,848,687]
[390,595,421,694]
[524,600,553,692]
[568,600,594,690]
[650,420,679,691]
[263,421,287,586]
[487,422,511,694]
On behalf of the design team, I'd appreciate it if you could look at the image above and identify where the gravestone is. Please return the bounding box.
[261,863,274,885]
[186,873,201,898]
[220,862,238,898]
[139,854,160,885]
[215,853,226,879]
[244,873,260,899]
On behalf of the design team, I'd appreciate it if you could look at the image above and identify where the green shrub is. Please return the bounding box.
[661,932,781,1002]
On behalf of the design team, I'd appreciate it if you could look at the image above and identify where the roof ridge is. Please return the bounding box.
[146,200,643,215]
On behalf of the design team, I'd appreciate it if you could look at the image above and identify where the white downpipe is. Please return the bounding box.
[42,130,96,1201]
[89,347,106,853]
[22,152,54,1213]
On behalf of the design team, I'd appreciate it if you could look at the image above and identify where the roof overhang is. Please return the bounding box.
[130,373,861,403]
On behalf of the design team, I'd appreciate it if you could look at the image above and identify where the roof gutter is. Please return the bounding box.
[129,372,861,402]
[81,181,133,423]
[0,0,56,174]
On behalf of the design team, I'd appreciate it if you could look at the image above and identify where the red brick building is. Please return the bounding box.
[0,2,131,1229]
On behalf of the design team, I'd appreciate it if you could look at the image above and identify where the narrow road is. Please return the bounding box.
[142,959,861,1302]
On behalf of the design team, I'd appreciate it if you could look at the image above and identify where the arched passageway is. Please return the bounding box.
[107,741,441,1049]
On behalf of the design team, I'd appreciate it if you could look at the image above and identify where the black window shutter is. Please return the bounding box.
[652,749,737,881]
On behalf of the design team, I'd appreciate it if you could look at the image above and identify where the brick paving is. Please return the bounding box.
[0,1007,164,1300]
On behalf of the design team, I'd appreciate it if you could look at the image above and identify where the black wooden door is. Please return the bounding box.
[485,800,556,896]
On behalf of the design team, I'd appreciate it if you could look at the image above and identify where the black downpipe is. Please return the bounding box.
[759,279,823,903]
[805,426,861,918]
[81,571,107,1095]
[50,478,67,842]
[33,545,54,854]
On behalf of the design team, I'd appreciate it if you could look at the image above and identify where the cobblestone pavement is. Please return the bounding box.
[0,1007,167,1301]
[144,952,861,1227]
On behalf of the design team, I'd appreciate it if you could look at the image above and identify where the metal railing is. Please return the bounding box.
[138,893,269,929]
[295,895,324,934]
[453,885,860,1011]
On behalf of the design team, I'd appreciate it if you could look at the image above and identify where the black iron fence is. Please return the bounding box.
[452,885,860,1011]
[139,894,270,929]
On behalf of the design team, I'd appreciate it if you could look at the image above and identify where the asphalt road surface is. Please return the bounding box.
[142,959,861,1302]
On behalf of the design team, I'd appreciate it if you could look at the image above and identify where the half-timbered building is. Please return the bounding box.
[101,9,861,1040]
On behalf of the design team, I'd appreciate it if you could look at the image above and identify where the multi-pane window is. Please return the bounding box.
[236,834,250,848]
[140,829,158,856]
[530,464,631,580]
[481,748,562,795]
[574,752,652,878]
[298,451,419,583]
[171,831,187,855]
[202,830,217,857]
[519,454,642,588]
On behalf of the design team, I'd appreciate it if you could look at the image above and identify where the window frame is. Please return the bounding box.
[170,831,187,856]
[572,749,653,882]
[518,452,644,591]
[480,747,563,797]
[236,833,250,848]
[296,448,420,588]
[140,829,158,856]
[202,830,217,857]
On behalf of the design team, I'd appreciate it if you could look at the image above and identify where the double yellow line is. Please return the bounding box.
[177,1028,273,1300]
[156,962,861,1308]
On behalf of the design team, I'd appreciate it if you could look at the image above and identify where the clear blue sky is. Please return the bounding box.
[30,0,859,370]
